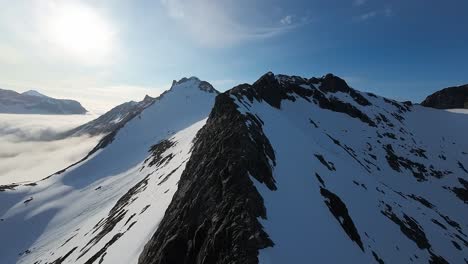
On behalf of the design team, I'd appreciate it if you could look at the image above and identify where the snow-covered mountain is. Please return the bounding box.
[63,95,155,137]
[0,76,218,264]
[1,73,467,264]
[0,88,87,114]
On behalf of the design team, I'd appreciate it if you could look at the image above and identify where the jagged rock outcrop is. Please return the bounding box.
[138,91,275,264]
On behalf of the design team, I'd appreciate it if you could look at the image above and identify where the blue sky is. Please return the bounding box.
[0,0,467,113]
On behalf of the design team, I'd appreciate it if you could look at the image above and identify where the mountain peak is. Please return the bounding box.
[170,77,218,94]
[22,90,47,98]
[143,94,154,102]
[171,76,201,87]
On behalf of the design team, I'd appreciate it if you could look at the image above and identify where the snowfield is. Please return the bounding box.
[0,77,217,264]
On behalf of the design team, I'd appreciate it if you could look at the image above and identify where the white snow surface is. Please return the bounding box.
[0,78,216,264]
[232,78,468,263]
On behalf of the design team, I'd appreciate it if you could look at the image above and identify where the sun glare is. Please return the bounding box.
[43,2,115,63]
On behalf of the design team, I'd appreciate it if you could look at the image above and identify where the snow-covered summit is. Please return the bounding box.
[168,76,218,94]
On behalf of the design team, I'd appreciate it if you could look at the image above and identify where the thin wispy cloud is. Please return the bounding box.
[360,11,378,21]
[160,0,305,47]
[352,0,393,21]
[384,7,393,17]
[353,0,368,6]
[280,15,293,25]
[355,8,393,21]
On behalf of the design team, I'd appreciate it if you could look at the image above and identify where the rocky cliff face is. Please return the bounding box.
[138,90,276,264]
[421,84,468,109]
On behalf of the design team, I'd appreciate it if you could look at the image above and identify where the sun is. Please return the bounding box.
[42,2,115,63]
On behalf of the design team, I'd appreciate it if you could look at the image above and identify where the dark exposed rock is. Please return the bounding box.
[383,144,447,181]
[450,178,468,204]
[138,92,276,264]
[231,72,377,127]
[314,154,336,171]
[0,183,19,191]
[309,118,319,128]
[383,132,397,140]
[452,240,462,250]
[315,173,325,187]
[436,212,463,235]
[319,74,372,106]
[431,219,447,230]
[24,197,33,204]
[458,161,468,174]
[50,247,78,264]
[381,203,430,249]
[410,148,428,159]
[326,134,371,173]
[320,187,364,251]
[428,251,449,264]
[84,233,123,264]
[372,251,385,264]
[384,98,411,113]
[407,194,434,209]
[421,84,468,109]
[146,140,176,167]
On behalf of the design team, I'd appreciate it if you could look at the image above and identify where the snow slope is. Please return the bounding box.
[0,77,217,264]
[63,95,155,137]
[229,73,468,263]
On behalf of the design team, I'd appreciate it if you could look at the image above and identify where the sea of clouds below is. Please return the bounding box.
[0,113,101,185]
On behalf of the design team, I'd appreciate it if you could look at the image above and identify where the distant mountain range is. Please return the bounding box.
[0,88,87,114]
[0,75,466,264]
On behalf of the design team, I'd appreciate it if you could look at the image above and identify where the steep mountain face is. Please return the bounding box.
[0,73,467,264]
[421,84,468,109]
[0,88,87,114]
[139,73,467,264]
[0,77,218,264]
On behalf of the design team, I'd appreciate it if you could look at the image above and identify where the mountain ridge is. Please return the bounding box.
[0,88,87,115]
[0,73,466,264]
[421,84,468,109]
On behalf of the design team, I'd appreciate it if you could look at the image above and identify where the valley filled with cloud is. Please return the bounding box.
[0,114,101,184]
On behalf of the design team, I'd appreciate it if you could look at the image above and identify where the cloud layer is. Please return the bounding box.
[0,114,101,184]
